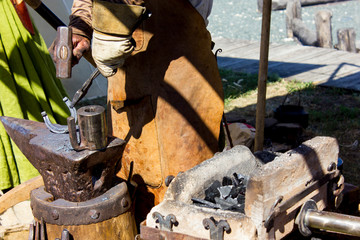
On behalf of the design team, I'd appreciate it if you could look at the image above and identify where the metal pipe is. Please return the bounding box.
[305,209,360,237]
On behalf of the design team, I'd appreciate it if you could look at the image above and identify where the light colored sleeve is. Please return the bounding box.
[188,0,213,26]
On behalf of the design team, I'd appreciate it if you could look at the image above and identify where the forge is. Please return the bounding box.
[143,136,345,239]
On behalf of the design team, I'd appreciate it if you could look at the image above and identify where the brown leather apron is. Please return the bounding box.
[107,0,224,220]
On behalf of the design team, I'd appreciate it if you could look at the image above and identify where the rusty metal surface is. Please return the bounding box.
[0,116,125,202]
[31,182,131,225]
[54,26,72,79]
[69,105,107,151]
[139,222,206,240]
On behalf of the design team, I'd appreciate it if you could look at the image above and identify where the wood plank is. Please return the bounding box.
[213,39,254,52]
[223,42,261,58]
[215,38,360,91]
[0,176,43,215]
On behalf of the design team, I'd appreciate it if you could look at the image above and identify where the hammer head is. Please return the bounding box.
[54,26,72,79]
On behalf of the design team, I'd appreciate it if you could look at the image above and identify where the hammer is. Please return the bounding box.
[24,0,96,78]
[54,26,72,79]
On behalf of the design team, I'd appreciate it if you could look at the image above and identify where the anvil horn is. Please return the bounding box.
[0,116,126,202]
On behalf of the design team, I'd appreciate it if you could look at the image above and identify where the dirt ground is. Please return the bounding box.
[224,80,360,188]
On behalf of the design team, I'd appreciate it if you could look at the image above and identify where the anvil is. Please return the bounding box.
[0,116,125,202]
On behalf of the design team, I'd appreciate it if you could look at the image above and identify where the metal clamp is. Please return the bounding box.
[203,217,231,240]
[31,182,131,226]
[152,212,178,231]
[264,195,283,230]
[42,97,77,134]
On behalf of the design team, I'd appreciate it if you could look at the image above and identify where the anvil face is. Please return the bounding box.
[0,116,126,202]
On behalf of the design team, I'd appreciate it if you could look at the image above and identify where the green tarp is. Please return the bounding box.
[0,0,70,190]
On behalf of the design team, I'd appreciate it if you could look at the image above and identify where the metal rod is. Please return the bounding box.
[254,0,272,151]
[305,210,360,237]
[222,114,234,148]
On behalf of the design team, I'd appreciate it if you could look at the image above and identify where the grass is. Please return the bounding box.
[220,69,280,104]
[221,68,360,187]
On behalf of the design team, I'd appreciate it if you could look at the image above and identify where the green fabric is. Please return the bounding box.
[0,0,70,190]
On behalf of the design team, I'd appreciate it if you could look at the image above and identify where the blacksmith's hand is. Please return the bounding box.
[92,32,134,77]
[92,0,146,77]
[72,34,91,67]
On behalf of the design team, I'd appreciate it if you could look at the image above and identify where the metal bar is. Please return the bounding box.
[306,210,360,237]
[254,0,272,151]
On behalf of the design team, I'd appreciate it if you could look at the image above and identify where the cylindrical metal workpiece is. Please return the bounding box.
[77,105,107,150]
[305,209,360,237]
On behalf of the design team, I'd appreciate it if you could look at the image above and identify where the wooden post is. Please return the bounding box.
[254,0,272,152]
[286,0,302,38]
[315,10,333,48]
[336,28,357,53]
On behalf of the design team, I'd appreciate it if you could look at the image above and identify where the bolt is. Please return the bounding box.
[89,210,100,219]
[121,198,129,208]
[52,210,59,220]
[327,162,337,172]
[165,175,175,187]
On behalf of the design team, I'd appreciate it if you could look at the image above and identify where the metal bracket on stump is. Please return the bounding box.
[203,217,231,240]
[152,212,178,232]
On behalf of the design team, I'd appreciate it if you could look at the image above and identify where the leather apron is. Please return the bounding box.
[107,0,224,219]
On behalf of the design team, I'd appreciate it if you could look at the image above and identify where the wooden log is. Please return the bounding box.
[41,210,137,240]
[285,0,302,38]
[292,18,318,46]
[315,10,333,48]
[258,0,350,12]
[336,28,357,52]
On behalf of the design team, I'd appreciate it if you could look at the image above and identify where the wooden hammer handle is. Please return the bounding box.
[23,0,41,9]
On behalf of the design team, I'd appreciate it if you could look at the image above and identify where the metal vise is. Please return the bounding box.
[0,116,125,202]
